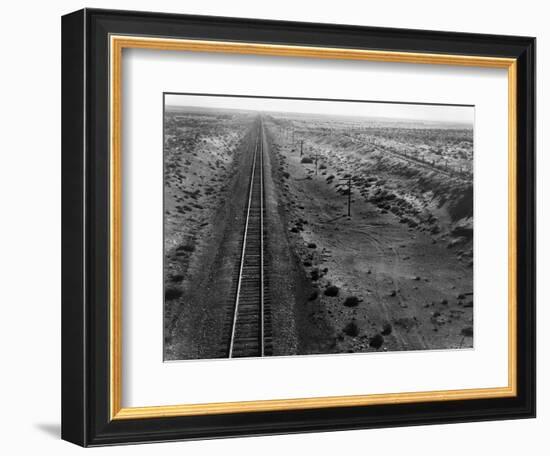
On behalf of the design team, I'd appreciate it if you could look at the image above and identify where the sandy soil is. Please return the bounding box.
[164,107,474,360]
[264,115,474,354]
[164,113,299,359]
[163,109,256,359]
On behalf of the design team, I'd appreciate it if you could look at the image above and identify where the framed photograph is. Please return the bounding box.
[61,8,535,446]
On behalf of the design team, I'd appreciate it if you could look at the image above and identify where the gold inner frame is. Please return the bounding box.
[109,35,518,420]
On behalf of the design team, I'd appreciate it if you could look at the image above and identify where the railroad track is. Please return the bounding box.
[222,120,272,358]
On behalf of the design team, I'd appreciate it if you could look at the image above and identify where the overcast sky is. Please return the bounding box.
[165,93,474,126]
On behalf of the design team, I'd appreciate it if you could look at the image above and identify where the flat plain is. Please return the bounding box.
[163,104,474,360]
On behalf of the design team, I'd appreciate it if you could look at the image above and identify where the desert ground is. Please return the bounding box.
[164,105,473,360]
[163,107,256,359]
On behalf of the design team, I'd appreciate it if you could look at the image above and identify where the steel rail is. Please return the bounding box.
[228,123,265,358]
[259,121,265,357]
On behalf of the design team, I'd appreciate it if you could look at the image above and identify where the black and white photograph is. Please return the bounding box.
[1,0,542,451]
[163,94,474,360]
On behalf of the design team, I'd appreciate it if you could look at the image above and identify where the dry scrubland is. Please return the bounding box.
[265,113,474,354]
[163,108,255,358]
[163,106,474,359]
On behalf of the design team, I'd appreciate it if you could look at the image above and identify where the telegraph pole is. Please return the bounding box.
[315,152,319,176]
[339,176,352,217]
[347,176,352,217]
[300,139,303,157]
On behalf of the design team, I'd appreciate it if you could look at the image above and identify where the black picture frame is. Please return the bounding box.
[62,7,536,447]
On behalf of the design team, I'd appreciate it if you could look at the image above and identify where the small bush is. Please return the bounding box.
[165,287,183,301]
[308,290,319,301]
[324,285,339,297]
[177,244,195,253]
[381,323,393,336]
[343,296,359,307]
[307,243,317,249]
[343,321,359,337]
[170,274,184,282]
[461,326,473,337]
[301,157,313,164]
[369,334,384,349]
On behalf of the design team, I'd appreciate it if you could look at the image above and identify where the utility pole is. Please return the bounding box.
[347,176,352,217]
[315,152,319,176]
[300,139,303,157]
[339,176,352,217]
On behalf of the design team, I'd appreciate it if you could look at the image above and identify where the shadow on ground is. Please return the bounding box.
[34,423,60,439]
